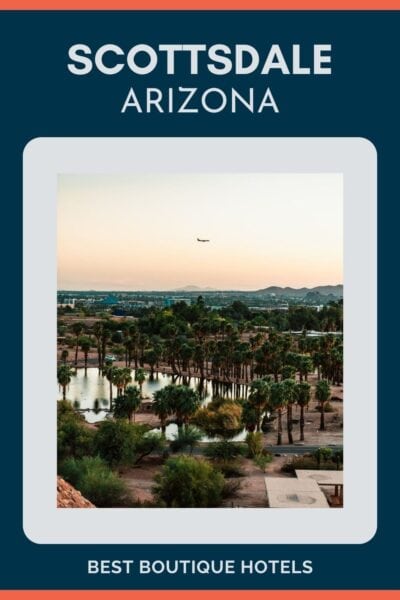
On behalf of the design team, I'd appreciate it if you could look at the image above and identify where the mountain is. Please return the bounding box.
[254,285,343,297]
[174,285,217,292]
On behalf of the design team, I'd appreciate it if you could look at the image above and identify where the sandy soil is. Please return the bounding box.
[120,457,163,504]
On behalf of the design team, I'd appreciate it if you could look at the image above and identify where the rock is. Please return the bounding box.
[57,476,95,508]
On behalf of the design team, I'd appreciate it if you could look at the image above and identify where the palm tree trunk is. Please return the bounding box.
[74,339,79,366]
[277,408,282,445]
[300,405,305,441]
[287,405,293,444]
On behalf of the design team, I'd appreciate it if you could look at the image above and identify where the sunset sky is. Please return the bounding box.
[57,173,343,291]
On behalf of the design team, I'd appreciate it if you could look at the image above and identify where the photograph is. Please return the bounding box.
[56,171,344,510]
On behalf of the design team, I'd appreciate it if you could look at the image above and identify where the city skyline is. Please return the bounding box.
[58,172,343,291]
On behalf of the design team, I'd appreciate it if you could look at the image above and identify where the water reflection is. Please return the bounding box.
[58,367,247,440]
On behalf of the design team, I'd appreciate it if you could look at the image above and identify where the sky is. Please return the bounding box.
[57,172,343,291]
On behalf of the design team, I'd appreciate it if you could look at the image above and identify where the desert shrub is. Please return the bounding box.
[253,453,272,473]
[153,456,225,507]
[57,400,94,463]
[281,453,342,473]
[60,456,129,507]
[245,431,264,458]
[222,479,242,499]
[217,462,245,478]
[132,431,165,465]
[193,398,243,439]
[313,446,333,466]
[204,440,245,462]
[169,426,203,454]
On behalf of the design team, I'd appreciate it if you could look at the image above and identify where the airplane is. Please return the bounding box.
[197,238,210,242]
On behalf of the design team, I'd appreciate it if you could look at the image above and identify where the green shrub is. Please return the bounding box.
[204,440,245,462]
[281,453,342,473]
[169,426,203,454]
[253,453,272,473]
[60,456,129,507]
[57,401,94,464]
[153,456,225,507]
[245,431,264,458]
[217,462,245,478]
[94,421,164,467]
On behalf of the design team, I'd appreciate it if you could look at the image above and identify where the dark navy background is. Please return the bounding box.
[0,9,395,589]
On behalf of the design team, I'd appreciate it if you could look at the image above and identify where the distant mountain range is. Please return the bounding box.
[254,285,343,297]
[173,284,343,297]
[174,285,217,292]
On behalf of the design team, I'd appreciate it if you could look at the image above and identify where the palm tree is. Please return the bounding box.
[298,355,313,382]
[113,385,141,422]
[153,387,174,436]
[295,381,311,442]
[80,336,91,374]
[61,349,69,364]
[316,379,331,431]
[173,385,201,431]
[269,382,285,445]
[134,367,146,398]
[112,368,127,398]
[57,364,72,400]
[281,378,297,444]
[121,367,132,393]
[104,360,117,410]
[71,322,84,367]
[248,378,270,432]
[241,400,258,432]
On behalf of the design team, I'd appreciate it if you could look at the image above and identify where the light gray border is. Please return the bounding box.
[23,137,377,544]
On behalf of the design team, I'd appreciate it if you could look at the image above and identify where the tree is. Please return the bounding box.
[112,367,132,398]
[113,385,141,423]
[94,421,163,467]
[153,387,174,436]
[240,400,258,432]
[295,381,311,442]
[298,355,313,382]
[170,426,203,454]
[248,378,270,432]
[281,378,297,444]
[79,336,91,374]
[316,379,331,431]
[134,367,146,398]
[57,365,73,400]
[61,349,69,364]
[104,361,117,411]
[57,400,94,462]
[153,456,225,507]
[71,322,84,367]
[193,398,242,439]
[269,382,285,445]
[172,385,201,431]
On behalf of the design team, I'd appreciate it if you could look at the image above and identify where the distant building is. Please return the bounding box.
[102,295,119,306]
[57,298,76,308]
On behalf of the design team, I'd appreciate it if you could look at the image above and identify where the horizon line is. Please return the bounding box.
[57,283,343,293]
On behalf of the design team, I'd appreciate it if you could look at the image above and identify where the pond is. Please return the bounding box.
[58,367,248,441]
